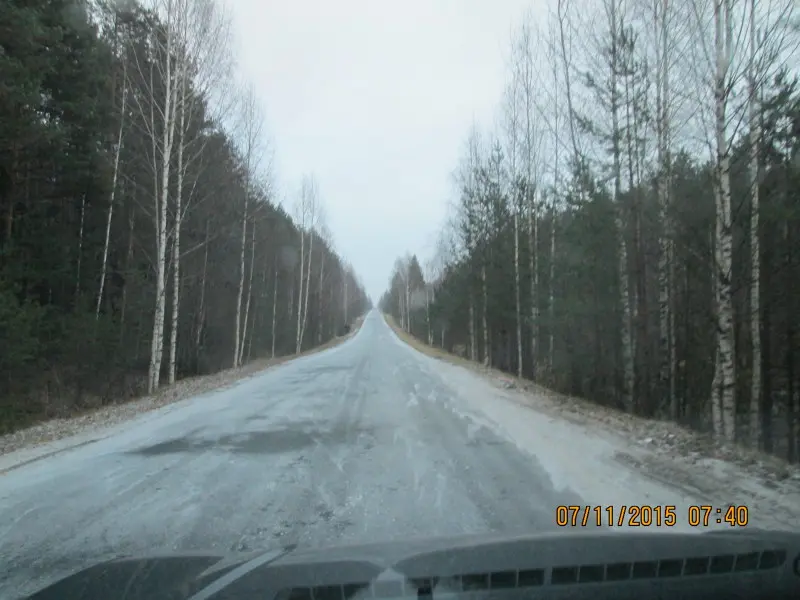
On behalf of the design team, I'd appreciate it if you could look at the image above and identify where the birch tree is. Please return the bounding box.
[168,58,188,383]
[233,84,264,367]
[456,127,484,362]
[528,12,569,378]
[342,262,350,326]
[651,0,676,418]
[316,219,332,344]
[238,216,256,366]
[514,18,543,379]
[748,0,761,446]
[168,0,232,383]
[294,176,320,353]
[271,251,280,358]
[614,0,635,413]
[711,0,737,441]
[96,9,128,319]
[501,58,523,377]
[582,0,635,410]
[423,257,438,345]
[129,0,182,393]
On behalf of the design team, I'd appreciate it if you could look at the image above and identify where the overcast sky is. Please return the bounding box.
[229,0,546,301]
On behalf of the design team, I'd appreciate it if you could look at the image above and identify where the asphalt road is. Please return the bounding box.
[0,310,585,598]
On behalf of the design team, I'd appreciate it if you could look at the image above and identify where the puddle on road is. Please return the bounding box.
[128,423,376,457]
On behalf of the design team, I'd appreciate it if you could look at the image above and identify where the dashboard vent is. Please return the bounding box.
[282,581,372,600]
[277,549,787,598]
[546,549,786,586]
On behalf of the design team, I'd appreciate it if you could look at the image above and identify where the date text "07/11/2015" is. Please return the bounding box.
[555,505,749,528]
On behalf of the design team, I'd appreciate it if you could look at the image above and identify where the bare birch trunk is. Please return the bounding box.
[239,219,256,366]
[148,15,177,393]
[609,0,634,412]
[469,293,476,361]
[405,276,410,333]
[300,231,314,348]
[655,0,675,418]
[317,250,325,344]
[549,46,559,374]
[529,191,538,377]
[168,69,188,385]
[481,264,489,367]
[271,255,278,359]
[398,288,404,330]
[506,28,524,380]
[233,196,248,367]
[748,0,761,447]
[295,229,305,353]
[711,225,723,435]
[426,286,433,345]
[711,344,723,435]
[669,238,676,412]
[625,58,641,376]
[234,86,263,365]
[714,0,736,442]
[549,201,556,373]
[168,202,181,384]
[343,276,348,325]
[97,69,127,319]
[403,284,407,330]
[521,24,538,380]
[514,211,523,377]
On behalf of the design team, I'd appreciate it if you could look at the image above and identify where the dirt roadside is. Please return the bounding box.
[383,314,800,531]
[0,316,366,459]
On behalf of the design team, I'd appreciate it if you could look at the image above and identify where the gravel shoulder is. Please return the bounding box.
[384,315,800,532]
[0,318,365,471]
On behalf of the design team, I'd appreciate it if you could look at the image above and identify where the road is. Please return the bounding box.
[1,309,693,598]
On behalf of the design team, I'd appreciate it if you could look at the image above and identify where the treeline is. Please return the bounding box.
[381,0,799,462]
[0,0,368,432]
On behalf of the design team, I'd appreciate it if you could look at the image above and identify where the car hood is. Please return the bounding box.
[23,528,800,600]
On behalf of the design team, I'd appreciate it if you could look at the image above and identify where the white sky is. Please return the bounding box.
[229,0,546,301]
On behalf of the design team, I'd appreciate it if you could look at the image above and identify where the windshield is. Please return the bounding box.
[1,0,799,599]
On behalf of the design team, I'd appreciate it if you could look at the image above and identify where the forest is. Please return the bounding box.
[381,0,800,463]
[0,0,369,432]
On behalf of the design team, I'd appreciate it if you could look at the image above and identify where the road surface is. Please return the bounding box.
[0,310,689,598]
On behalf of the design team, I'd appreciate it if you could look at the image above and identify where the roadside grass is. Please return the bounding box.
[382,314,487,371]
[213,313,366,383]
[381,313,541,390]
